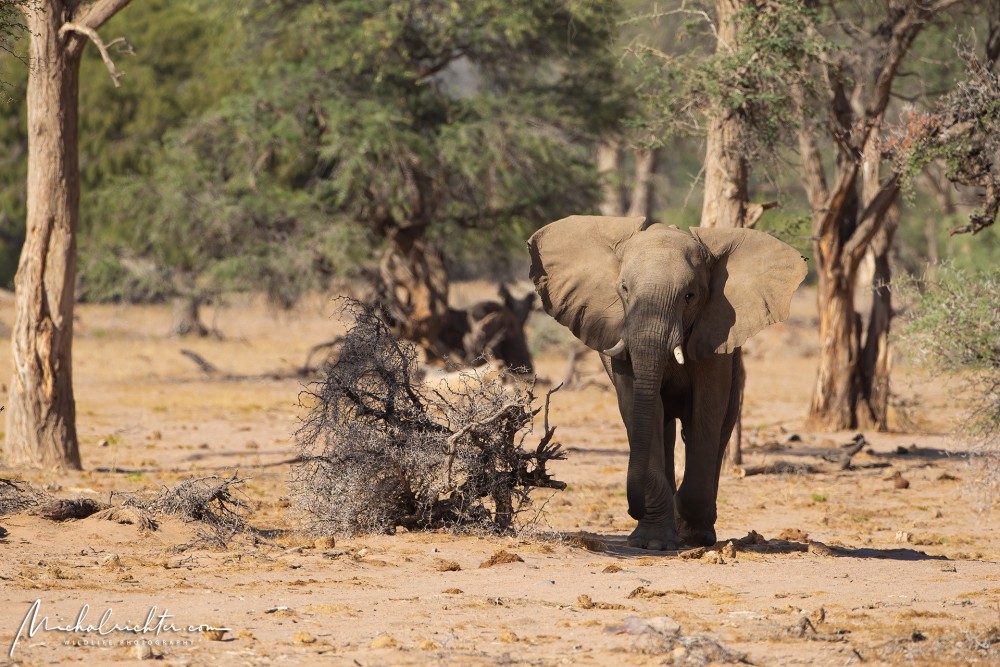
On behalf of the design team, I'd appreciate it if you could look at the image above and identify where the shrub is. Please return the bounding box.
[901,264,1000,507]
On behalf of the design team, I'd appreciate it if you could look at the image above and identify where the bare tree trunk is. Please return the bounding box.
[377,230,450,360]
[597,137,624,216]
[172,296,210,337]
[921,164,955,268]
[626,147,658,219]
[859,203,898,431]
[5,0,131,469]
[7,6,82,469]
[808,258,862,430]
[798,3,936,431]
[701,0,755,468]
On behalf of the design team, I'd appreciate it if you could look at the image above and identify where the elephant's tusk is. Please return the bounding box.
[673,345,685,365]
[603,339,627,358]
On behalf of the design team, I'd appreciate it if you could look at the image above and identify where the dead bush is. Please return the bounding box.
[290,300,565,536]
[116,472,256,549]
[0,479,40,516]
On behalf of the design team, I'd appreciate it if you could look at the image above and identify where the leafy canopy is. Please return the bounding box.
[80,0,626,303]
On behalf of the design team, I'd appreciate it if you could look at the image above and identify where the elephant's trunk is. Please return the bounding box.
[624,298,685,521]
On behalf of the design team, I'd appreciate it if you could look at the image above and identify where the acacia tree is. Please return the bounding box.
[795,0,975,431]
[6,0,132,469]
[627,0,814,465]
[224,0,624,359]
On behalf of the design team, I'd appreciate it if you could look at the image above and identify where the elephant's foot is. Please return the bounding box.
[675,513,717,547]
[627,521,684,551]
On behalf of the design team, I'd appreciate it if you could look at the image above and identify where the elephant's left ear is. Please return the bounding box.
[688,227,808,359]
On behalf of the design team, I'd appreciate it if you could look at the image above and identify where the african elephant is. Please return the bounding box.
[528,215,807,549]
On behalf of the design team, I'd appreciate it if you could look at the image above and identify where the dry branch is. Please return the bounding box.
[32,497,106,521]
[59,22,131,87]
[0,478,41,515]
[291,300,566,536]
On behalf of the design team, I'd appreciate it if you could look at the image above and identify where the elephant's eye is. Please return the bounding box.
[684,292,694,303]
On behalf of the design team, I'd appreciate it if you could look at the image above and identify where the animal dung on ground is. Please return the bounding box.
[479,550,524,568]
[435,559,461,572]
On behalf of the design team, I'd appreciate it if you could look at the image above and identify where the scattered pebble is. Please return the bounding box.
[702,550,725,564]
[679,547,706,559]
[498,630,518,643]
[293,631,317,645]
[202,627,227,641]
[807,541,835,557]
[778,528,809,542]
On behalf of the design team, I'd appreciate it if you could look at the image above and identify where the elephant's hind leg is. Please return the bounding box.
[674,352,735,547]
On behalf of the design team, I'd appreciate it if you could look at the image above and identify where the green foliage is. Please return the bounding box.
[625,0,825,155]
[889,53,1000,236]
[0,2,28,286]
[78,0,625,304]
[901,264,1000,449]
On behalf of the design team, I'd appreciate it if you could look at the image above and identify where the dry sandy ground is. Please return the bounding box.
[0,285,997,666]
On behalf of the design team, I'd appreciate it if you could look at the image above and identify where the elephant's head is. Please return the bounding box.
[528,215,807,520]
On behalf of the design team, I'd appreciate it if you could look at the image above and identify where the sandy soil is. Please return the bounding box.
[0,285,997,666]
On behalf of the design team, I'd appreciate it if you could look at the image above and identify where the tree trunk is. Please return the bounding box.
[858,202,898,431]
[703,0,751,468]
[172,296,210,337]
[807,261,861,431]
[597,137,624,216]
[377,229,450,360]
[800,3,951,432]
[5,0,131,469]
[627,147,658,219]
[7,6,84,469]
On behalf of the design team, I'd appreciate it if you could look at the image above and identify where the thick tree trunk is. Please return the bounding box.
[597,137,624,216]
[172,296,210,337]
[807,263,861,431]
[858,203,898,431]
[5,0,131,469]
[703,0,750,468]
[377,230,449,359]
[627,147,659,219]
[800,3,950,432]
[6,6,84,469]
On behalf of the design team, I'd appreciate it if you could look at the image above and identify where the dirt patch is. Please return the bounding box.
[0,288,996,666]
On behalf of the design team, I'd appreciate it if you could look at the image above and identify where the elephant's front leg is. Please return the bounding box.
[627,411,683,551]
[608,360,683,550]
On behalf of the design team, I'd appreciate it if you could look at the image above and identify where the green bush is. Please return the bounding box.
[901,264,999,506]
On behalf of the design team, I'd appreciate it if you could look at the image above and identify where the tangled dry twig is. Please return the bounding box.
[290,300,566,536]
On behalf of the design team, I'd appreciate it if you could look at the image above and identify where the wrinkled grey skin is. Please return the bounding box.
[529,216,807,549]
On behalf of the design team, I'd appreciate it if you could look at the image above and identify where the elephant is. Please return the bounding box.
[528,215,807,549]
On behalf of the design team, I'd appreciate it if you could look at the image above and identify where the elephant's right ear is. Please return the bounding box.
[528,215,644,352]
